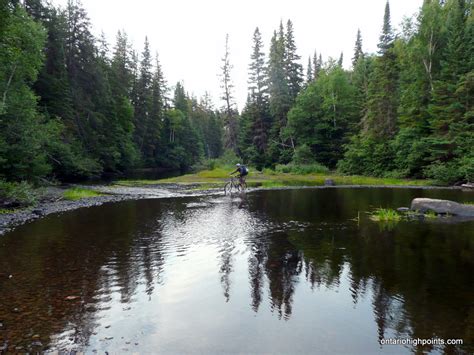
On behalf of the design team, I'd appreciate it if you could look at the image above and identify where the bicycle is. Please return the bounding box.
[224,176,246,195]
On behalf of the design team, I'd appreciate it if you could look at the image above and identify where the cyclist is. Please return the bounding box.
[230,163,249,187]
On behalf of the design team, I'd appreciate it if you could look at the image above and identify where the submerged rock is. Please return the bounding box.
[411,198,474,217]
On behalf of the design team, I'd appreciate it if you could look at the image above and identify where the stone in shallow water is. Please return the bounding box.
[397,207,410,212]
[411,198,474,217]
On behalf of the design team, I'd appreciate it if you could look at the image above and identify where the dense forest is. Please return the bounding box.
[0,0,473,184]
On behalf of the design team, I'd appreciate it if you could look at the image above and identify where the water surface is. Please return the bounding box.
[0,188,472,354]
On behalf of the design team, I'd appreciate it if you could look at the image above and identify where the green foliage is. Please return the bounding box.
[275,163,329,175]
[292,144,315,165]
[0,180,38,207]
[370,208,401,222]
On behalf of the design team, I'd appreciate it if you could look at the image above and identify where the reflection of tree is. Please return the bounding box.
[247,237,267,312]
[264,233,302,319]
[0,200,168,352]
[247,189,473,353]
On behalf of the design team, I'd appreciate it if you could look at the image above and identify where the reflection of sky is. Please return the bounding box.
[27,189,471,354]
[79,196,407,354]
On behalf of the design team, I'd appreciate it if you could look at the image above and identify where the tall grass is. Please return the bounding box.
[63,188,102,200]
[370,208,402,222]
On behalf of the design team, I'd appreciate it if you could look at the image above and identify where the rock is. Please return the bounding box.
[397,207,410,212]
[461,183,474,189]
[411,198,474,217]
[324,179,335,186]
[65,295,79,301]
[32,209,43,216]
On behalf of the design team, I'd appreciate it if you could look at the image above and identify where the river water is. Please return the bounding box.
[0,188,473,354]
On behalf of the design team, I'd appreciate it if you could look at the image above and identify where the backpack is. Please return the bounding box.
[241,165,249,175]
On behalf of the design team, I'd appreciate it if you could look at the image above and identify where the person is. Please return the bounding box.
[230,163,249,187]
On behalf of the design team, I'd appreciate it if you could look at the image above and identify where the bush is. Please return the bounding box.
[275,163,329,175]
[292,144,315,165]
[423,161,464,185]
[0,180,38,207]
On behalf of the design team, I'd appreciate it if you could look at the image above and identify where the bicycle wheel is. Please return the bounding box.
[224,181,232,195]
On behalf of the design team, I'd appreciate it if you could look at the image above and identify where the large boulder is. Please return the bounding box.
[411,198,474,217]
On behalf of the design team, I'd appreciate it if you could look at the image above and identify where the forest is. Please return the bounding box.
[1,0,473,185]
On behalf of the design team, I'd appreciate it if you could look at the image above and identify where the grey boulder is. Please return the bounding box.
[411,198,474,217]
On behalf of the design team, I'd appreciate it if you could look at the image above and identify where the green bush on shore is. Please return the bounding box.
[275,163,329,175]
[0,180,38,207]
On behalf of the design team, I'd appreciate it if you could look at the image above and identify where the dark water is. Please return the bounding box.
[0,188,473,354]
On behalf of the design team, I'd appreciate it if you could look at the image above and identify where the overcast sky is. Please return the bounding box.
[51,0,423,110]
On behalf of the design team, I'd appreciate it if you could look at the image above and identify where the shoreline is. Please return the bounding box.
[1,183,470,236]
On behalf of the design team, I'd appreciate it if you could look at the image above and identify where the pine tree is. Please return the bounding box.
[363,0,399,138]
[313,51,323,80]
[285,19,304,101]
[306,56,313,83]
[220,34,238,153]
[134,37,153,154]
[338,52,344,67]
[245,27,271,162]
[378,1,394,54]
[352,29,364,67]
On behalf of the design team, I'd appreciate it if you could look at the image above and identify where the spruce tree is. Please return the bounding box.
[134,37,153,154]
[285,19,304,100]
[306,56,313,83]
[352,29,364,67]
[246,27,271,163]
[363,0,399,138]
[220,34,238,153]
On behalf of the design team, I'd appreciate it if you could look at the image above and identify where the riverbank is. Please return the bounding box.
[116,168,438,189]
[1,169,471,236]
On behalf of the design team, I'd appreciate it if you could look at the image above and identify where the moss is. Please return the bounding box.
[63,187,102,200]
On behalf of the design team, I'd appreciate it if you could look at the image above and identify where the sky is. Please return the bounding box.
[51,0,424,110]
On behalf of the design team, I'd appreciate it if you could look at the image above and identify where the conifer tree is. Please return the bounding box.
[306,56,313,83]
[352,29,364,67]
[134,37,153,154]
[363,0,399,138]
[220,34,238,153]
[285,20,304,100]
[242,27,272,165]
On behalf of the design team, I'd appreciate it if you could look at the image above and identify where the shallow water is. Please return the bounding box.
[0,188,473,354]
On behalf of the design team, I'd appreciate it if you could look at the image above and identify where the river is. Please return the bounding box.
[0,188,472,354]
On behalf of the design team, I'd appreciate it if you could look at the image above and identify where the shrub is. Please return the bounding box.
[292,144,315,165]
[423,161,463,185]
[0,180,38,207]
[275,163,329,175]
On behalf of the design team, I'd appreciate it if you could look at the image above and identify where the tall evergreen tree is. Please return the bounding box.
[134,37,153,156]
[285,20,304,100]
[338,52,344,67]
[363,0,399,138]
[220,34,238,153]
[306,56,313,83]
[242,27,271,166]
[352,29,364,67]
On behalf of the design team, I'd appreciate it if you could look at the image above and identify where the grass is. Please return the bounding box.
[370,208,402,222]
[463,201,474,205]
[63,187,102,200]
[0,208,19,214]
[126,166,435,188]
[424,210,438,219]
